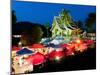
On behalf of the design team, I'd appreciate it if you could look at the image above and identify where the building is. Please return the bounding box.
[51,9,82,39]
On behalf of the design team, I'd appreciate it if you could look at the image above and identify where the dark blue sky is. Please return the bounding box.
[12,1,96,25]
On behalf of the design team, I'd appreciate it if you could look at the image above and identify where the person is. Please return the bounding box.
[11,66,15,74]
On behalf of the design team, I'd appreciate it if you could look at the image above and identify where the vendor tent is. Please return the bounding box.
[16,48,33,56]
[26,52,45,65]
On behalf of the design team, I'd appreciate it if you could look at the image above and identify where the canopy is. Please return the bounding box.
[16,48,33,56]
[26,52,45,65]
[12,46,21,51]
[30,44,45,48]
[46,44,61,48]
[40,38,52,45]
[50,36,64,45]
[49,50,64,60]
[86,39,94,46]
[60,44,68,48]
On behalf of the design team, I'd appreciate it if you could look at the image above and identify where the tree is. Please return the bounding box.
[44,23,51,37]
[21,26,43,46]
[77,20,83,28]
[85,12,96,32]
[12,22,44,46]
[12,10,17,24]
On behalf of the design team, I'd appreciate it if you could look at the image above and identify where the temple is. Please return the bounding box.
[51,9,82,39]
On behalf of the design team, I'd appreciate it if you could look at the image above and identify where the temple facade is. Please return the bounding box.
[51,9,81,39]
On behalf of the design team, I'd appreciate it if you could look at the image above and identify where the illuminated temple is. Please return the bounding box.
[51,9,82,39]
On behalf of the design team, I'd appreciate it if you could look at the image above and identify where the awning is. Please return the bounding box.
[26,52,45,65]
[16,48,33,56]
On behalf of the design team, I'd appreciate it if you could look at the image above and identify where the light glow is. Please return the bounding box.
[55,56,60,60]
[76,39,81,44]
[13,35,21,38]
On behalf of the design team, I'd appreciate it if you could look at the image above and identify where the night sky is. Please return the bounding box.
[12,1,96,26]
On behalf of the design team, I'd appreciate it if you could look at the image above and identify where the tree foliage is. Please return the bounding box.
[44,23,51,37]
[85,12,96,32]
[12,22,43,46]
[12,10,17,24]
[21,26,43,46]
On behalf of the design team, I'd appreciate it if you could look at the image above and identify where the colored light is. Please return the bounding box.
[86,39,94,46]
[49,50,64,60]
[76,39,81,44]
[55,56,60,60]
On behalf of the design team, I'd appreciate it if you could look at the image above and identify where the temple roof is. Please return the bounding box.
[51,9,79,31]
